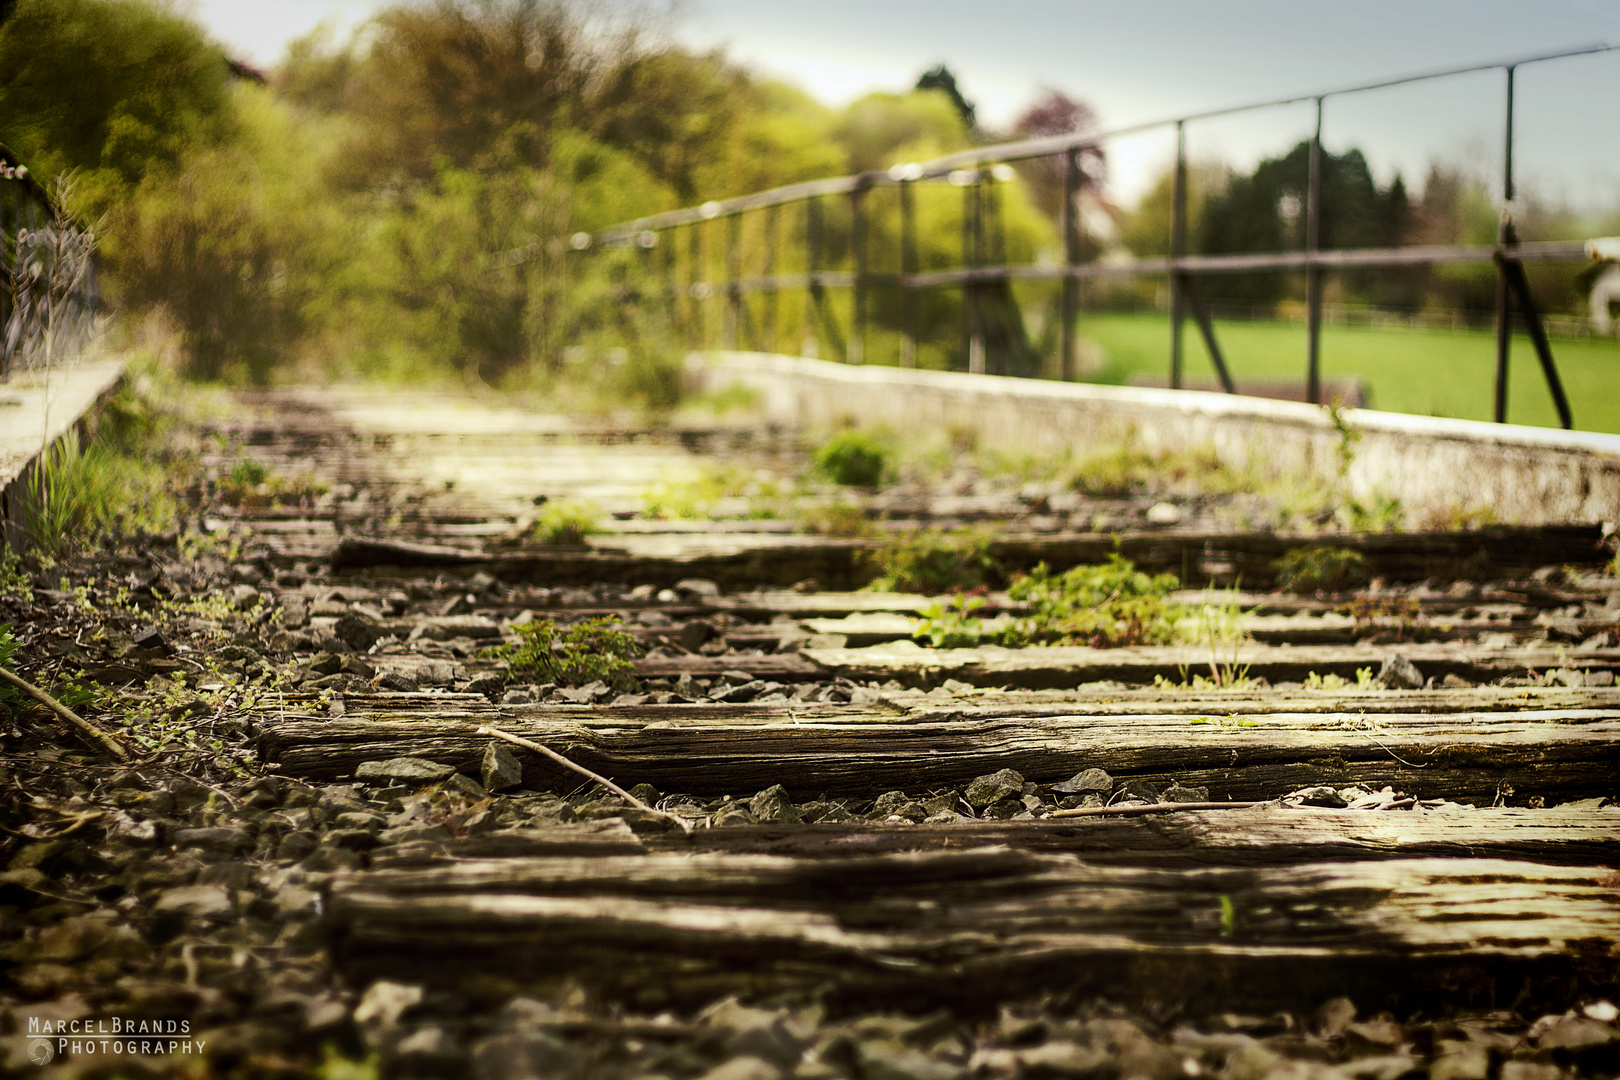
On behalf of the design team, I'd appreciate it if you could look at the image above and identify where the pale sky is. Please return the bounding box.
[190,0,1620,211]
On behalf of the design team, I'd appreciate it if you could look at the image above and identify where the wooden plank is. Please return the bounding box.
[791,640,1620,689]
[327,852,1620,1014]
[676,806,1620,866]
[328,526,1611,589]
[258,707,1620,803]
[334,684,1620,721]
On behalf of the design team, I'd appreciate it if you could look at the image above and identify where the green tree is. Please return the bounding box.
[0,0,233,213]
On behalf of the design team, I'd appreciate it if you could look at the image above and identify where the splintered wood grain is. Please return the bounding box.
[327,852,1620,1013]
[258,703,1620,802]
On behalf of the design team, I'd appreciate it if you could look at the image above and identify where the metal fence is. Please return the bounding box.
[2,144,99,381]
[578,43,1620,430]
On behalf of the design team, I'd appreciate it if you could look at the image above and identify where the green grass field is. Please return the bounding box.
[1075,312,1620,434]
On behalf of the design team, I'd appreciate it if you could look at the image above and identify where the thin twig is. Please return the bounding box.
[1048,800,1267,819]
[477,724,694,834]
[0,666,130,761]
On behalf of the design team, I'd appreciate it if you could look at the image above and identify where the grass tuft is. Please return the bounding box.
[482,616,641,690]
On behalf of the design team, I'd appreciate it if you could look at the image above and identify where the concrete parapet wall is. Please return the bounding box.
[1,360,129,551]
[692,351,1620,527]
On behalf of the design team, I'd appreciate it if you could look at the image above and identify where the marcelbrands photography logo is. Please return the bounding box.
[21,1016,205,1066]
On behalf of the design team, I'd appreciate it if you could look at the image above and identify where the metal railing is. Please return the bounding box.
[577,43,1620,429]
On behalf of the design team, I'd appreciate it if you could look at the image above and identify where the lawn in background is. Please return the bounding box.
[1076,311,1620,434]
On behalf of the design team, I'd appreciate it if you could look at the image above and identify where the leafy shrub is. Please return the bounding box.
[814,430,888,487]
[530,500,601,545]
[865,527,999,594]
[911,555,1186,649]
[1273,545,1371,594]
[482,616,641,690]
[914,593,1014,648]
[1006,557,1184,647]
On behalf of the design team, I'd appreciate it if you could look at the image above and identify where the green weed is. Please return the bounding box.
[1067,440,1230,497]
[799,500,874,538]
[1345,492,1404,533]
[642,466,784,521]
[530,500,601,545]
[0,549,32,602]
[814,430,889,487]
[1273,545,1371,594]
[482,616,641,690]
[912,555,1191,649]
[865,526,999,594]
[915,594,1015,648]
[1008,557,1184,647]
[23,431,121,559]
[216,458,328,509]
[1305,668,1375,691]
[0,624,27,715]
[1176,585,1253,687]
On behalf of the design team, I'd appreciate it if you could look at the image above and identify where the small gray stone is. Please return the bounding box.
[871,791,912,817]
[712,804,757,827]
[356,757,456,785]
[373,671,418,693]
[463,673,504,698]
[442,773,487,800]
[980,798,1024,820]
[1375,654,1424,690]
[334,811,385,833]
[1052,768,1113,796]
[154,885,231,917]
[332,613,383,652]
[172,826,253,857]
[674,577,721,598]
[1117,779,1162,804]
[964,768,1025,809]
[712,679,765,703]
[482,743,523,792]
[308,651,346,677]
[378,823,453,846]
[749,784,800,823]
[1161,782,1209,803]
[1284,785,1349,808]
[472,1031,573,1080]
[276,831,318,861]
[228,584,262,611]
[500,688,538,705]
[325,828,379,851]
[693,1056,783,1080]
[681,620,718,651]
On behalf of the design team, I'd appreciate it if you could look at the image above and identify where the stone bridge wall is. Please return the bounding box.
[691,351,1620,528]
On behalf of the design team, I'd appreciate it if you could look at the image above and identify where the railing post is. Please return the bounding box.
[1493,65,1515,424]
[688,220,704,349]
[724,211,741,350]
[1,180,11,379]
[1306,96,1324,405]
[1169,121,1187,390]
[805,196,820,358]
[900,178,918,367]
[1060,147,1081,381]
[850,182,867,364]
[661,227,677,334]
[764,203,780,354]
[967,173,985,374]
